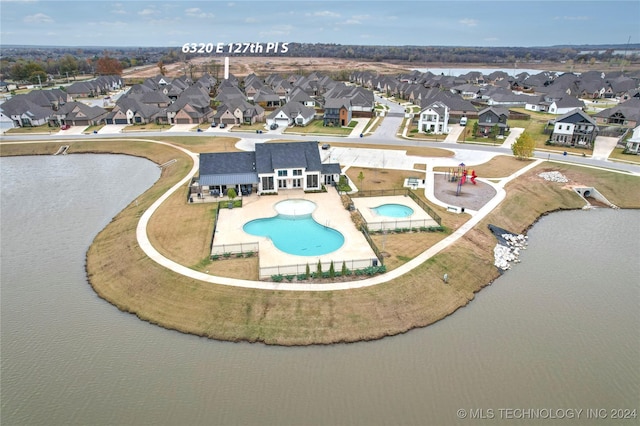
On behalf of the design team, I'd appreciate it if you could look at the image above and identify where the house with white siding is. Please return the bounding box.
[417,101,450,134]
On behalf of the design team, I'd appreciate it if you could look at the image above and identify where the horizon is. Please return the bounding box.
[0,0,638,49]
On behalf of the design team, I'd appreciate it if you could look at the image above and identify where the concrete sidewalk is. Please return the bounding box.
[134,137,526,291]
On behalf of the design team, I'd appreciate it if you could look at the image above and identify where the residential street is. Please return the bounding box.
[5,106,636,291]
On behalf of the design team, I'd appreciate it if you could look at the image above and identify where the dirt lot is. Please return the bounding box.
[123,56,640,81]
[123,56,413,80]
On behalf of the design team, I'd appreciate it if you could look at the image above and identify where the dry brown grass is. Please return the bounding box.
[5,137,639,346]
[346,167,419,189]
[330,142,454,158]
[434,155,533,179]
[373,231,448,270]
[136,136,242,153]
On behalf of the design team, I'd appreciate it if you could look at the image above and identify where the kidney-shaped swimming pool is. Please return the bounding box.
[243,199,344,256]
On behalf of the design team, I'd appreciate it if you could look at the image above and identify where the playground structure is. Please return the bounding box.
[444,163,477,195]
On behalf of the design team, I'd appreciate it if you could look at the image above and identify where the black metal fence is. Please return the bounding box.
[347,188,442,226]
[259,258,378,280]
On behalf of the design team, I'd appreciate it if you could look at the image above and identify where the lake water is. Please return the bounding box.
[411,67,554,76]
[1,155,638,426]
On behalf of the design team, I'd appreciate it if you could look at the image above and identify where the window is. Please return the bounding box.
[262,176,274,191]
[277,170,288,177]
[307,174,318,188]
[293,169,302,176]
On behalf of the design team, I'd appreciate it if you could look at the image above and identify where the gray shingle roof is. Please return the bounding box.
[255,141,322,173]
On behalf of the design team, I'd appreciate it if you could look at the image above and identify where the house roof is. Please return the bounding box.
[200,151,257,176]
[267,101,315,120]
[0,95,52,120]
[199,142,340,184]
[57,101,107,120]
[594,98,640,122]
[555,108,598,126]
[255,141,322,173]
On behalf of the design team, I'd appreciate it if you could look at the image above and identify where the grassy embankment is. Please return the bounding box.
[2,138,639,345]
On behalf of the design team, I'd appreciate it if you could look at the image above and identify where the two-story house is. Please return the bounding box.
[198,141,341,196]
[476,107,509,137]
[550,108,599,148]
[323,98,352,127]
[417,101,450,134]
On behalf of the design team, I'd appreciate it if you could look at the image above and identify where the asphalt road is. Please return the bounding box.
[2,114,639,176]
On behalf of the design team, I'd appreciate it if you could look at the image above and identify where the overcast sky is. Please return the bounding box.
[1,0,638,48]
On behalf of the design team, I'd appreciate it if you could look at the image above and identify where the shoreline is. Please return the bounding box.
[2,140,639,346]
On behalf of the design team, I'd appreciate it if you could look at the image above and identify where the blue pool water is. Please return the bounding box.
[243,215,344,256]
[371,203,414,218]
[244,199,344,256]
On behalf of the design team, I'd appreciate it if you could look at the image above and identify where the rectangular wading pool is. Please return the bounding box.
[212,188,378,279]
[351,195,440,231]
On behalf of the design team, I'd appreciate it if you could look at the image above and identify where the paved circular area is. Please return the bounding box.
[433,175,497,211]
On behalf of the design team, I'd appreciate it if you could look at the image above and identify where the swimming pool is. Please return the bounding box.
[371,203,414,218]
[243,199,344,256]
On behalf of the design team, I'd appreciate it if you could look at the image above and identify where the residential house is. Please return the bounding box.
[287,87,318,108]
[105,97,161,124]
[550,108,599,148]
[476,107,509,137]
[213,99,264,125]
[23,88,71,110]
[594,98,640,128]
[417,101,450,134]
[625,125,640,154]
[266,101,315,128]
[0,95,52,127]
[604,76,637,99]
[51,101,108,126]
[323,98,352,127]
[253,86,283,108]
[244,79,265,101]
[323,84,374,116]
[548,97,585,115]
[417,90,477,121]
[198,141,341,196]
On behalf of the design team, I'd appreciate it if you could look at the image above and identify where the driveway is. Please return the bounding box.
[58,125,86,136]
[97,124,127,134]
[347,118,369,138]
[166,124,196,133]
[592,136,618,160]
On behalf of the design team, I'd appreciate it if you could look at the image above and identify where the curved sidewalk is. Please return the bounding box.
[135,138,544,292]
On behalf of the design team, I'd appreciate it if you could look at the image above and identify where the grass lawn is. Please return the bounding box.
[137,136,242,153]
[284,120,353,136]
[123,122,172,132]
[229,122,267,132]
[404,120,448,141]
[609,147,640,164]
[328,141,454,158]
[4,136,639,345]
[5,124,57,134]
[434,155,533,179]
[84,124,105,133]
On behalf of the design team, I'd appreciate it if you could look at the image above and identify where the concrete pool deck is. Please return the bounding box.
[213,187,378,278]
[351,195,440,231]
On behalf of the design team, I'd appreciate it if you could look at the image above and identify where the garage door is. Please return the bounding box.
[176,118,192,124]
[115,119,128,124]
[275,118,289,126]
